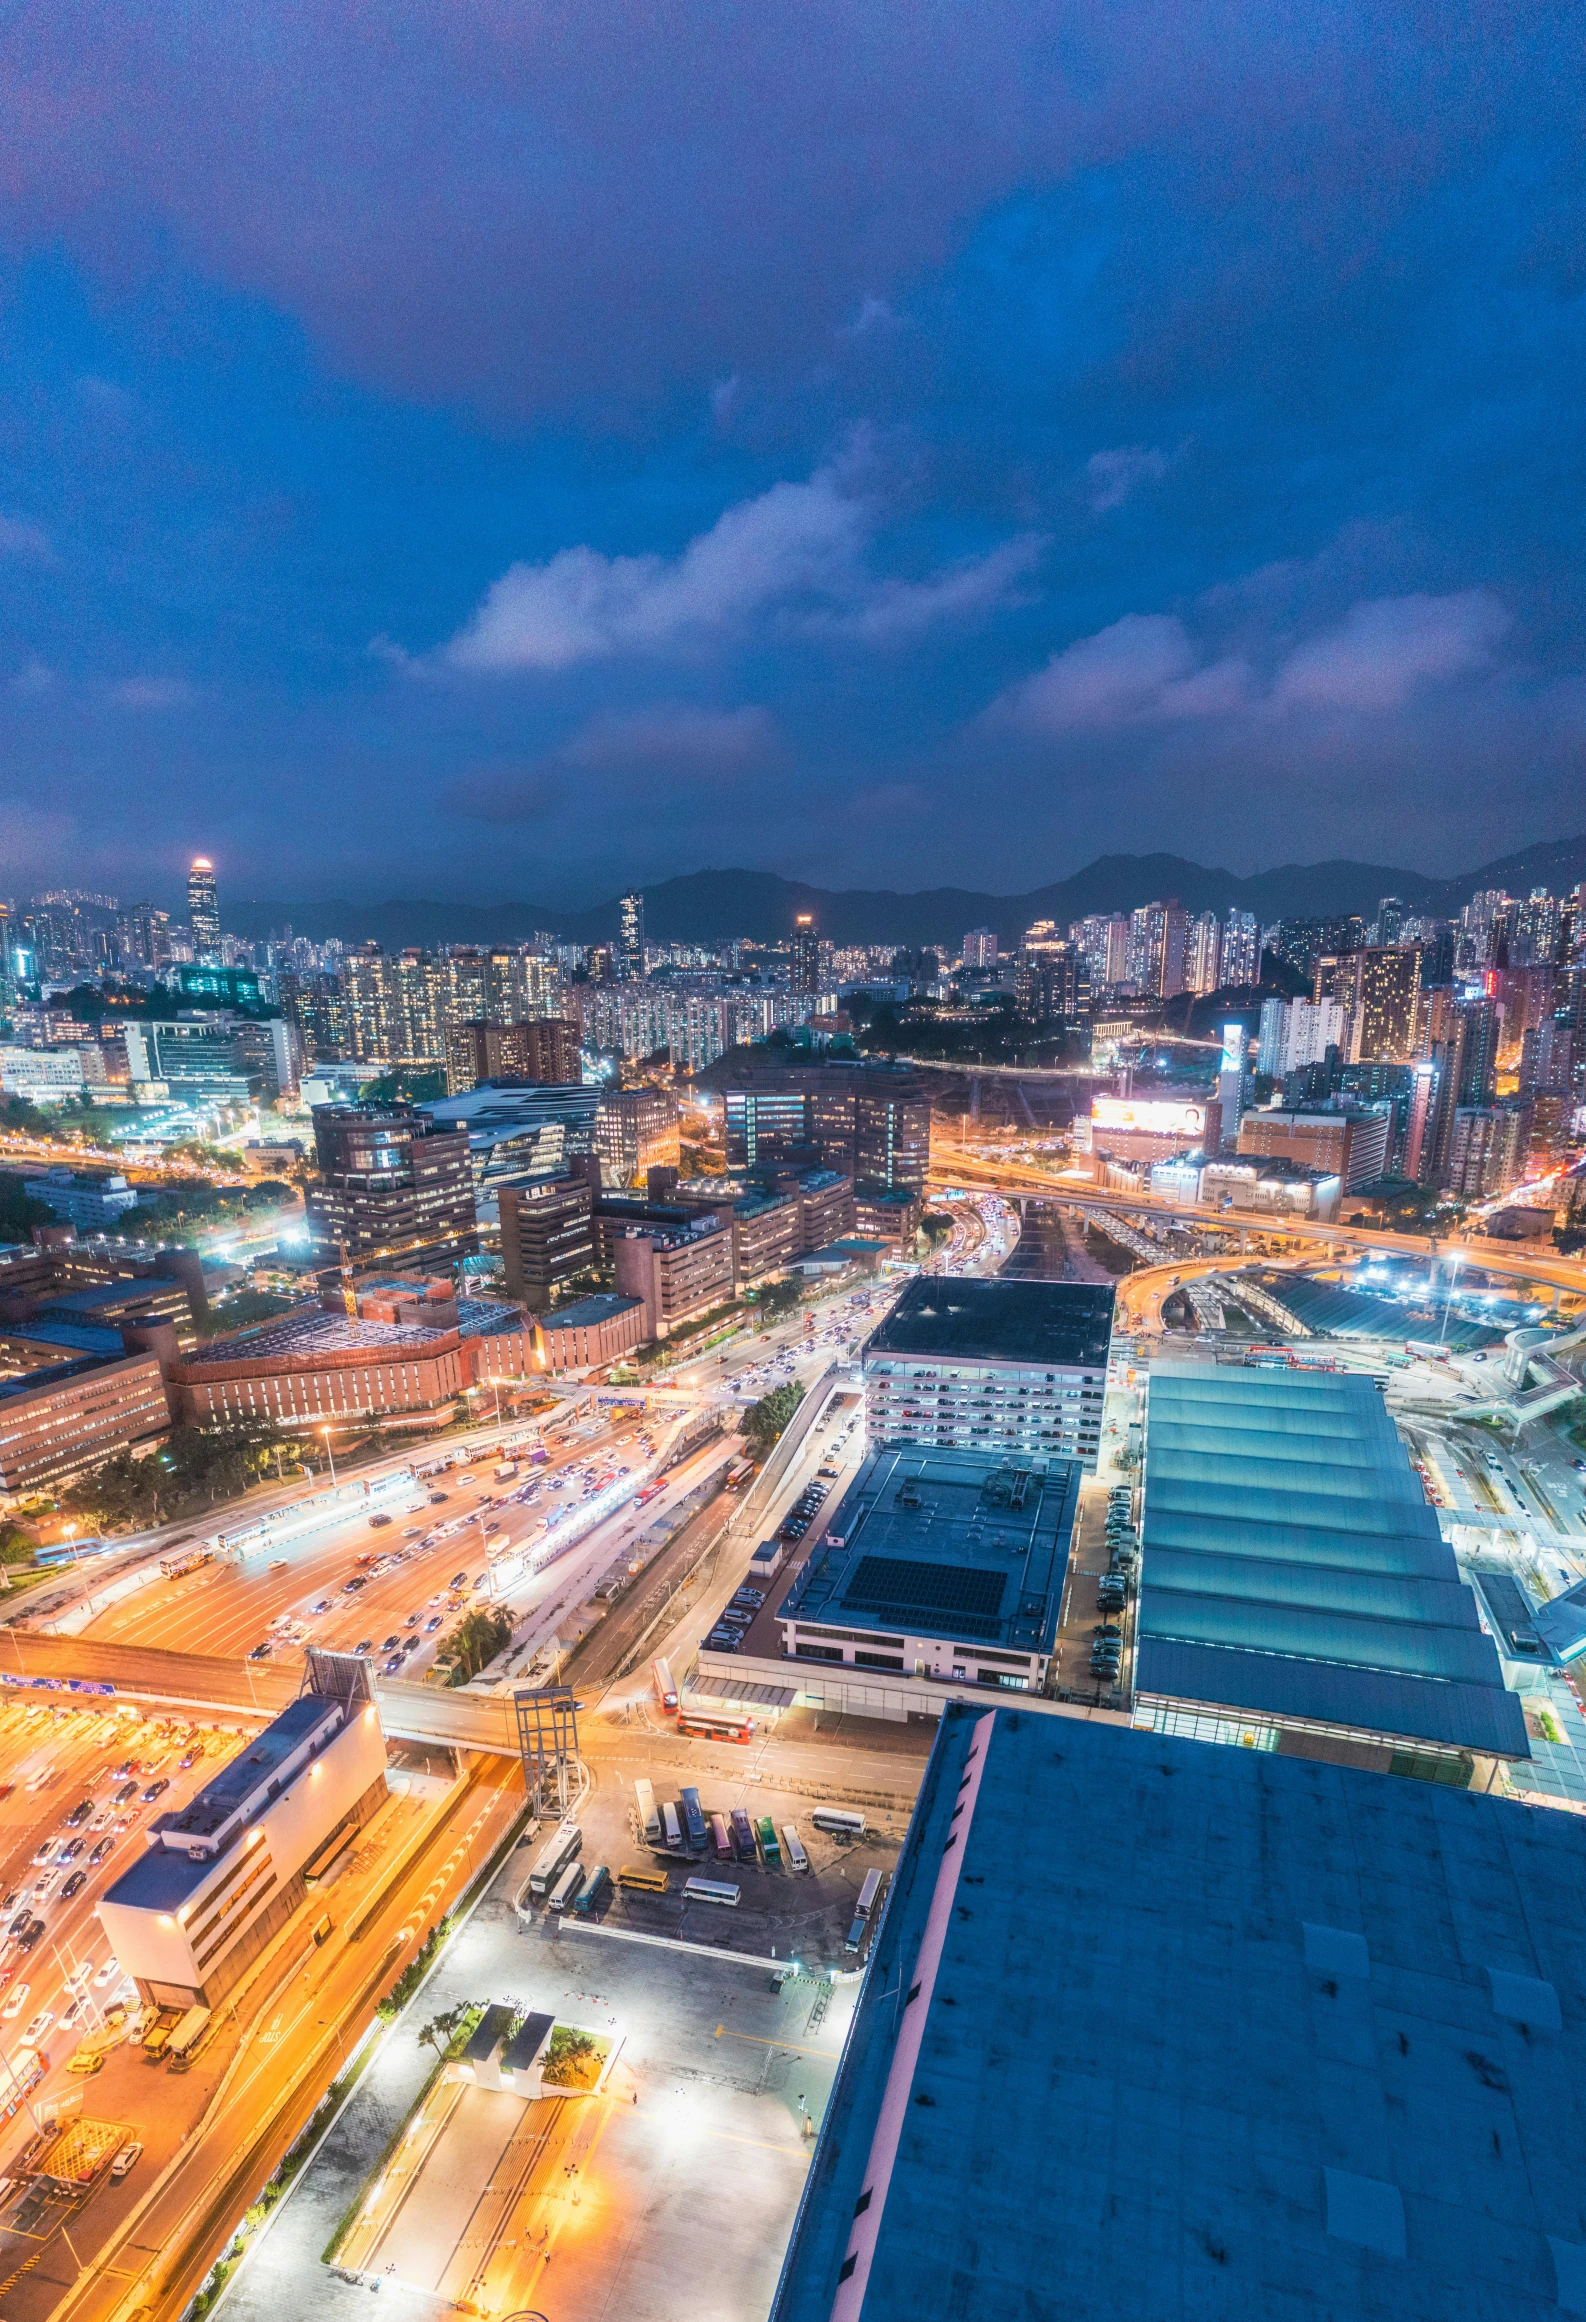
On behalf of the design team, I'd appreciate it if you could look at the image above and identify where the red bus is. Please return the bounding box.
[677,1706,755,1744]
[652,1657,679,1713]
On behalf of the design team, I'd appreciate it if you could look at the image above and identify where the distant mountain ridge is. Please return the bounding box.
[228,832,1586,952]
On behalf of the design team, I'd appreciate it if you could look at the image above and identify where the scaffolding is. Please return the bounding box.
[514,1686,581,1817]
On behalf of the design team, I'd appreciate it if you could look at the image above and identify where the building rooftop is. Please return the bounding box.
[0,1319,125,1357]
[779,1444,1080,1656]
[184,1303,459,1367]
[541,1292,646,1330]
[867,1276,1115,1370]
[456,1297,532,1340]
[164,1695,344,1840]
[771,1704,1586,2322]
[1139,1366,1527,1758]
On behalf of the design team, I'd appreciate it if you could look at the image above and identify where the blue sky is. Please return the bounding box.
[0,1,1581,909]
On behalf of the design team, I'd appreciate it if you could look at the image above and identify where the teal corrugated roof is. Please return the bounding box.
[1140,1363,1519,1755]
[1143,1511,1451,1576]
[1140,1586,1503,1685]
[1144,1546,1482,1630]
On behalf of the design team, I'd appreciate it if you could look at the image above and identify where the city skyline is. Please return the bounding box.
[0,7,1581,900]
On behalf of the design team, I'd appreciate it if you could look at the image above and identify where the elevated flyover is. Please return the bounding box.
[0,1631,522,1754]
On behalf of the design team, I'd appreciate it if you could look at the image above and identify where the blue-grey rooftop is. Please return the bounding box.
[866,1276,1114,1369]
[779,1444,1080,1655]
[770,1703,1586,2322]
[1139,1365,1527,1758]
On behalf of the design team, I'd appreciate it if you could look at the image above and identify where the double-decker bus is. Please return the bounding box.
[652,1657,679,1714]
[159,1545,212,1581]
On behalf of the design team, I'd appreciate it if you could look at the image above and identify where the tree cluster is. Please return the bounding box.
[743,1379,805,1453]
[436,1605,513,1685]
[61,1422,309,1530]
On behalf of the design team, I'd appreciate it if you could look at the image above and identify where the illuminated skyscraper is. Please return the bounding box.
[791,912,821,996]
[187,857,221,960]
[616,891,645,982]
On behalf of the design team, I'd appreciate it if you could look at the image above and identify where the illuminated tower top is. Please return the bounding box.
[187,856,221,960]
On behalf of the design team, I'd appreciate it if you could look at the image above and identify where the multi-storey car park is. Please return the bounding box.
[862,1277,1113,1469]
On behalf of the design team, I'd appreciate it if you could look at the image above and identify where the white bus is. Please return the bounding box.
[811,1807,866,1838]
[782,1824,810,1874]
[854,1868,884,1919]
[634,1777,661,1845]
[546,1861,585,1914]
[683,1877,741,1908]
[527,1822,583,1897]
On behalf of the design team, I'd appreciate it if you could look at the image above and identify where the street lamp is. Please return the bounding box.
[320,1425,338,1488]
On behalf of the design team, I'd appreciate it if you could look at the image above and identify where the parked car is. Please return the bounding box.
[110,2141,143,2180]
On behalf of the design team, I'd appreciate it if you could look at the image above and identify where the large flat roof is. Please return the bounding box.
[771,1704,1586,2322]
[779,1445,1079,1655]
[1140,1365,1527,1757]
[866,1276,1114,1369]
[184,1304,457,1367]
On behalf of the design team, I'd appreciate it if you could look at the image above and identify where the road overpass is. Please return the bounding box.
[0,1629,523,1754]
[932,1153,1586,1304]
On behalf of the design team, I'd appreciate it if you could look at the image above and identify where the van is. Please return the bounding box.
[142,2015,178,2061]
[660,1801,683,1853]
[782,1823,810,1874]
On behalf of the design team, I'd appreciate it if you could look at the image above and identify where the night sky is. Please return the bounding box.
[1,3,1582,908]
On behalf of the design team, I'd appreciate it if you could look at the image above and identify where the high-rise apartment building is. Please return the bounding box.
[1445,1102,1531,1200]
[187,857,221,960]
[790,913,821,996]
[1219,908,1260,988]
[1015,924,1088,1025]
[617,891,645,982]
[1375,895,1405,945]
[1128,900,1189,998]
[444,1017,581,1095]
[961,927,999,969]
[305,1105,477,1263]
[1340,945,1422,1061]
[1185,912,1222,995]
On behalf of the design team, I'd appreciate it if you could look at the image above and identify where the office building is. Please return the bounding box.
[616,890,645,982]
[593,1085,680,1189]
[852,1185,922,1246]
[0,1352,170,1490]
[1195,1157,1341,1219]
[613,1210,734,1337]
[304,1105,477,1264]
[1014,924,1089,1026]
[534,1291,647,1371]
[960,927,998,969]
[1237,1104,1390,1192]
[419,1082,600,1222]
[0,1046,86,1105]
[864,1278,1112,1468]
[99,1687,389,2009]
[775,1444,1080,1696]
[719,1058,933,1195]
[770,1703,1582,2322]
[122,1018,255,1109]
[444,1016,581,1095]
[21,1169,140,1234]
[1136,1365,1526,1764]
[186,856,221,960]
[497,1174,596,1308]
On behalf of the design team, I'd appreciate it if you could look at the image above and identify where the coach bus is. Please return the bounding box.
[679,1785,708,1852]
[811,1806,866,1839]
[755,1816,781,1867]
[683,1876,741,1908]
[854,1867,884,1920]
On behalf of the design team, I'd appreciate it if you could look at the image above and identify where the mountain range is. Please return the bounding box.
[228,831,1586,953]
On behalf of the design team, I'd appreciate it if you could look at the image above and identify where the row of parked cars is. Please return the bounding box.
[704,1582,766,1654]
[1090,1487,1141,1683]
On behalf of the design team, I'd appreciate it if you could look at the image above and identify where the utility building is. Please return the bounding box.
[863,1278,1112,1469]
[98,1689,389,2009]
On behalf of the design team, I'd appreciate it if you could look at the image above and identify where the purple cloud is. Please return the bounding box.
[985,613,1250,730]
[448,701,784,821]
[1271,590,1512,712]
[437,461,1040,670]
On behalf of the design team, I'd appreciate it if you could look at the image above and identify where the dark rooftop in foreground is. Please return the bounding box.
[771,1704,1586,2322]
[866,1276,1114,1369]
[1139,1365,1528,1759]
[779,1444,1080,1657]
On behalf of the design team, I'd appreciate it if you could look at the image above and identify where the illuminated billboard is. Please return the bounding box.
[1221,1023,1245,1072]
[1091,1097,1205,1137]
